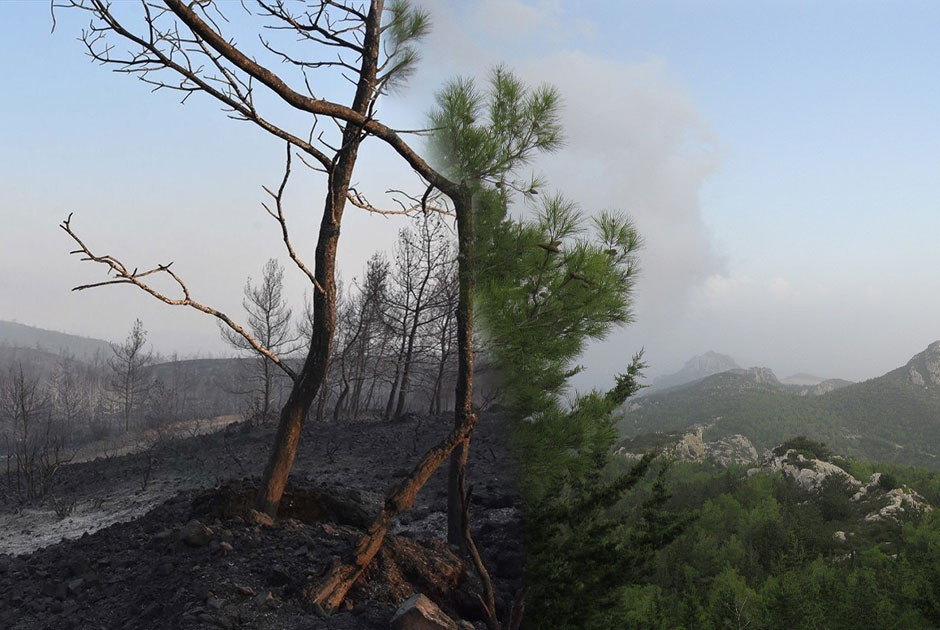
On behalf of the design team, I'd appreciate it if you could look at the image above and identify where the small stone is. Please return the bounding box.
[254,590,274,608]
[234,584,255,597]
[180,519,214,547]
[220,542,234,553]
[246,509,274,527]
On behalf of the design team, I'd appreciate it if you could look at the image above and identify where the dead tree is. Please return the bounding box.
[382,213,452,420]
[349,254,389,418]
[57,0,436,515]
[426,256,458,415]
[107,318,153,432]
[222,258,300,425]
[0,362,70,500]
[49,350,90,443]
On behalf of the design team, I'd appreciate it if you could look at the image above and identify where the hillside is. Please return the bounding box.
[0,321,113,362]
[607,438,940,629]
[619,341,940,468]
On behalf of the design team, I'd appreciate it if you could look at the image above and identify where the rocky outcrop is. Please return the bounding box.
[907,340,940,387]
[615,428,760,467]
[673,427,706,461]
[749,454,934,523]
[705,434,761,467]
[852,473,933,522]
[749,450,860,492]
[864,487,933,522]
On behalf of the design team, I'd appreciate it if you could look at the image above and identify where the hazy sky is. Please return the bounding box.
[1,1,938,386]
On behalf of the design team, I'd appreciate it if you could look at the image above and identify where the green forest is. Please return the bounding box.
[603,455,940,629]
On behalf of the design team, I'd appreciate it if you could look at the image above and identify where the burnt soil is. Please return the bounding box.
[0,413,522,629]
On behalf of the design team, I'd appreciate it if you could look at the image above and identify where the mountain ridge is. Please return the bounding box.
[621,340,940,469]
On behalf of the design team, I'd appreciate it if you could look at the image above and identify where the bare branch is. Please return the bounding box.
[346,186,453,218]
[263,143,325,294]
[60,213,298,382]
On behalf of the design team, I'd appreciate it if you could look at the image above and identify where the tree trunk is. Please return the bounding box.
[447,190,474,547]
[333,354,350,421]
[254,0,383,517]
[383,337,405,421]
[315,363,330,423]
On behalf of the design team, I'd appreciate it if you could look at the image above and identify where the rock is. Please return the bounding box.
[253,590,274,608]
[234,584,255,597]
[265,564,292,587]
[833,531,847,542]
[673,427,706,461]
[759,450,861,492]
[246,509,274,527]
[705,434,760,466]
[391,594,459,630]
[864,487,933,522]
[180,520,214,547]
[219,541,234,553]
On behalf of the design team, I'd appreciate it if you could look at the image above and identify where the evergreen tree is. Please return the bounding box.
[471,141,685,627]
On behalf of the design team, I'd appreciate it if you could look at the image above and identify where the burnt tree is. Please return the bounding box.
[57,0,434,515]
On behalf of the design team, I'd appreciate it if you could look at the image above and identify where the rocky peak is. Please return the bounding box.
[745,367,779,384]
[906,340,940,387]
[649,351,740,392]
[687,351,741,374]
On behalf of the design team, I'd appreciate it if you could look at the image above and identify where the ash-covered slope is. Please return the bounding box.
[0,413,521,630]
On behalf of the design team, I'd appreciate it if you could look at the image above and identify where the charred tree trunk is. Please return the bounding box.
[307,411,478,610]
[383,337,406,420]
[254,1,383,517]
[332,353,350,421]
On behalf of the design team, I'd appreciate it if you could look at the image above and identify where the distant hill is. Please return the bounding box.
[0,321,113,362]
[620,342,940,469]
[645,351,740,394]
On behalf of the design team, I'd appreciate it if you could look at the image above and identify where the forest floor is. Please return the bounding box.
[0,412,522,629]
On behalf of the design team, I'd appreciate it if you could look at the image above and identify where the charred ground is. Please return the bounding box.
[0,413,521,629]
